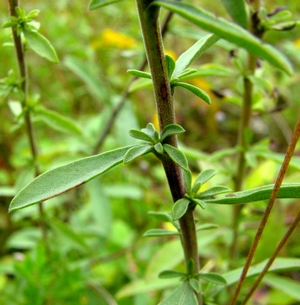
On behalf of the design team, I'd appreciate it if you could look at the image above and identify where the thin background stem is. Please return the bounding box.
[230,117,300,305]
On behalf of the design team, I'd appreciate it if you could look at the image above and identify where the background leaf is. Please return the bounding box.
[88,0,123,10]
[173,82,211,104]
[221,0,248,29]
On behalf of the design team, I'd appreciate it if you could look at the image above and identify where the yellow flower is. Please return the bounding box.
[91,28,137,50]
[294,38,300,49]
[165,49,177,60]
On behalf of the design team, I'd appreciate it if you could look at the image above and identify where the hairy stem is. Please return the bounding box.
[7,0,47,244]
[230,117,300,304]
[136,1,201,303]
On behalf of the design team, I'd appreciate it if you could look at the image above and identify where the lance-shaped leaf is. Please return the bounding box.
[88,0,123,10]
[9,146,132,212]
[173,82,211,105]
[197,272,227,285]
[123,145,152,164]
[221,0,248,29]
[197,185,231,199]
[152,1,293,75]
[158,281,198,305]
[194,169,217,185]
[205,183,300,205]
[127,69,152,79]
[163,144,189,171]
[23,29,59,63]
[172,198,190,220]
[160,124,185,141]
[166,55,176,78]
[172,34,220,79]
[129,129,154,142]
[143,229,180,237]
[159,270,185,279]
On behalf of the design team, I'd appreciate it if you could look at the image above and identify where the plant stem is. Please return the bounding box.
[230,117,300,305]
[136,1,201,303]
[7,0,47,244]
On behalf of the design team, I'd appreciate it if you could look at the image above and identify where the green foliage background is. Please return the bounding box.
[0,0,299,304]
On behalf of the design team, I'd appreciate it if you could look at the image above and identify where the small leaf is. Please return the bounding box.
[158,282,198,305]
[172,198,190,220]
[189,278,201,293]
[143,229,180,237]
[196,223,218,231]
[129,129,153,142]
[197,186,231,198]
[88,0,123,10]
[152,1,293,75]
[160,124,185,141]
[191,181,202,195]
[35,107,82,135]
[205,183,300,205]
[127,69,152,79]
[142,123,157,139]
[192,198,206,209]
[187,259,195,275]
[154,142,164,155]
[172,34,219,79]
[194,169,217,185]
[183,170,192,193]
[165,54,176,78]
[221,0,248,29]
[9,146,131,212]
[197,272,227,285]
[163,144,189,171]
[23,29,59,63]
[159,270,185,279]
[123,145,152,164]
[173,82,211,105]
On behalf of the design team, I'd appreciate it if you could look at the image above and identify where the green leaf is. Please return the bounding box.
[189,278,201,293]
[165,54,176,78]
[183,170,192,193]
[127,69,152,79]
[194,169,218,185]
[163,144,189,171]
[191,181,202,195]
[172,34,220,79]
[129,129,153,142]
[197,186,231,198]
[221,0,248,29]
[123,145,152,164]
[161,124,185,141]
[196,223,218,231]
[205,183,300,205]
[159,270,185,279]
[192,198,206,209]
[88,0,123,10]
[180,64,235,79]
[197,272,227,285]
[143,229,180,237]
[35,107,82,135]
[173,82,211,105]
[148,211,173,223]
[154,142,164,155]
[159,282,198,305]
[152,1,293,75]
[9,146,131,212]
[172,198,190,220]
[142,123,157,139]
[23,30,59,63]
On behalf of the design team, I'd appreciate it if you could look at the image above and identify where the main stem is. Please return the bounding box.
[8,0,47,244]
[136,1,201,303]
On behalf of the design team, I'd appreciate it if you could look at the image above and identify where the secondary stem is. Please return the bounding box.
[136,1,201,303]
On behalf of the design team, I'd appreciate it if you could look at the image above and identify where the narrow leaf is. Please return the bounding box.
[206,183,300,205]
[35,107,82,135]
[183,170,192,193]
[195,169,218,185]
[154,142,164,155]
[158,281,197,305]
[192,198,206,209]
[165,54,176,78]
[196,224,218,231]
[159,270,185,279]
[172,198,190,220]
[197,272,227,285]
[153,1,293,75]
[143,229,180,237]
[123,145,152,164]
[161,124,185,141]
[88,0,123,10]
[148,211,173,223]
[163,144,189,171]
[221,0,248,29]
[23,30,59,63]
[174,82,211,105]
[172,34,220,78]
[197,186,231,198]
[127,69,152,79]
[191,181,202,195]
[189,278,201,293]
[129,129,153,142]
[9,146,131,212]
